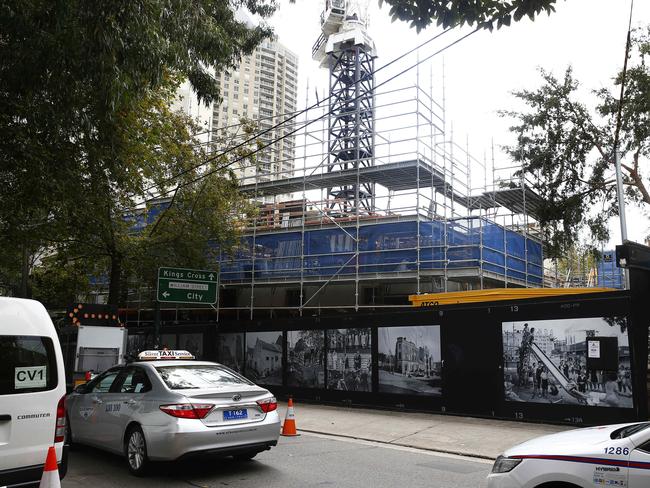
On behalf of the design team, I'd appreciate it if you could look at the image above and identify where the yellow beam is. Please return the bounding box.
[408,288,616,307]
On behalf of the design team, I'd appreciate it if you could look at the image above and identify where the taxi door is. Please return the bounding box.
[103,367,152,453]
[71,368,121,446]
[628,435,650,487]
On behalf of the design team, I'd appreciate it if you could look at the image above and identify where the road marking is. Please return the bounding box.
[300,431,494,465]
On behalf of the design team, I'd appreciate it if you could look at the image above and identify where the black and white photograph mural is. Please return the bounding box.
[217,333,245,374]
[327,329,371,392]
[246,331,283,385]
[287,330,325,388]
[502,317,632,408]
[378,326,442,396]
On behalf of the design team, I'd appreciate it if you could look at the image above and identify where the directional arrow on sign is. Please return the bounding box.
[157,267,218,304]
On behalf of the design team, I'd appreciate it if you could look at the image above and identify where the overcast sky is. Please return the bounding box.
[265,0,649,247]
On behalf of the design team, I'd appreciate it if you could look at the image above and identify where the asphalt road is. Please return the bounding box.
[62,432,492,488]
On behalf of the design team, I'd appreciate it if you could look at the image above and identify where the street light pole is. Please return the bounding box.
[614,150,630,289]
[615,150,628,242]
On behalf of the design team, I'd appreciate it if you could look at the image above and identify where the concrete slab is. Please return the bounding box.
[279,402,570,459]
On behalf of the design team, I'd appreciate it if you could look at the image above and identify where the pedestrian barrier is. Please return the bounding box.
[39,446,60,488]
[281,397,299,436]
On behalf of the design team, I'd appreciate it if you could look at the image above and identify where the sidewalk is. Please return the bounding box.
[279,401,570,460]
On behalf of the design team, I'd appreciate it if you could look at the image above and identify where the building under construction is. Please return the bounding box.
[202,1,544,321]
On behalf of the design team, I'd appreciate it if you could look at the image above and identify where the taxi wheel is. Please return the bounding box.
[125,426,149,476]
[233,451,258,462]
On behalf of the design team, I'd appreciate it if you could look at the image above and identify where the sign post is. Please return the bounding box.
[157,267,218,305]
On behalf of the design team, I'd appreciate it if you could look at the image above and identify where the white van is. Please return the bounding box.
[0,298,68,487]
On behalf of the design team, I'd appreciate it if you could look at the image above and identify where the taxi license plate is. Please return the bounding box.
[223,409,248,421]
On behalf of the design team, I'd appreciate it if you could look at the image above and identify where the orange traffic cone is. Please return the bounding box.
[281,397,299,436]
[39,446,61,488]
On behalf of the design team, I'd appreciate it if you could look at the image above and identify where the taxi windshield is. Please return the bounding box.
[155,365,252,390]
[610,422,650,439]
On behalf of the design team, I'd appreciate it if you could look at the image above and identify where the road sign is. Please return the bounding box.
[157,267,218,304]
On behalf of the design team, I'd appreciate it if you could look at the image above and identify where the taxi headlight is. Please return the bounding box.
[491,455,522,474]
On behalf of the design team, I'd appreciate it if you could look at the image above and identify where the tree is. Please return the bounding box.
[379,0,558,31]
[0,1,276,304]
[500,27,649,257]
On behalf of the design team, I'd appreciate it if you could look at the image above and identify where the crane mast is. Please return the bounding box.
[312,1,377,215]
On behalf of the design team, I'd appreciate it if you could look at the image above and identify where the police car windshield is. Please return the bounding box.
[610,422,650,439]
[155,365,252,390]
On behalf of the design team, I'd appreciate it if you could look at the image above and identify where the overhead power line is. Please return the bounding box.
[138,24,460,198]
[132,26,481,213]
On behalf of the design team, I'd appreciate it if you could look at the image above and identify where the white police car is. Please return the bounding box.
[66,350,280,475]
[487,421,650,487]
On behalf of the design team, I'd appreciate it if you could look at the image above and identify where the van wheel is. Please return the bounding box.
[125,426,149,476]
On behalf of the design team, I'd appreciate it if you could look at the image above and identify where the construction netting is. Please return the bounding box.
[218,217,543,285]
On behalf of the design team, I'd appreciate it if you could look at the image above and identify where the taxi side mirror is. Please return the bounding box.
[74,383,89,394]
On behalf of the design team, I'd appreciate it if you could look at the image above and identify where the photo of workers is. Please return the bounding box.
[502,317,632,408]
[246,331,283,386]
[327,328,372,392]
[378,326,442,396]
[287,330,325,388]
[217,333,245,374]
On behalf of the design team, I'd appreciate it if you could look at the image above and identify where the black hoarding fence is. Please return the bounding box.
[213,287,649,426]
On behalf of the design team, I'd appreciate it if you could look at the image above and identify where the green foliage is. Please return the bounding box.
[0,1,276,305]
[379,0,558,31]
[501,27,650,257]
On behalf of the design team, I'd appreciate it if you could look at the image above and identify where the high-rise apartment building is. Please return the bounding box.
[170,79,214,146]
[213,38,299,183]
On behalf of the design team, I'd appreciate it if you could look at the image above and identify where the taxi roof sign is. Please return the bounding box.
[137,350,195,361]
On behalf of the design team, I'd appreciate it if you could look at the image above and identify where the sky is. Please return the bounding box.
[264,0,649,247]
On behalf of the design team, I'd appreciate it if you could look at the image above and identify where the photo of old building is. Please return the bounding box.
[246,331,283,385]
[327,329,371,391]
[378,326,442,395]
[287,330,325,388]
[502,317,632,408]
[217,333,245,373]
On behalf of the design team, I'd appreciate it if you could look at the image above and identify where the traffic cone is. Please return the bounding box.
[39,446,61,488]
[281,397,299,436]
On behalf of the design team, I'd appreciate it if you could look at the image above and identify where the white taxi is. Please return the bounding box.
[487,422,650,487]
[66,350,281,475]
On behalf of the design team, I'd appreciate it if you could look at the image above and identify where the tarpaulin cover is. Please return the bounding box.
[218,217,543,284]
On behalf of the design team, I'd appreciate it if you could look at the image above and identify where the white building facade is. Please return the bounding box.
[213,38,299,183]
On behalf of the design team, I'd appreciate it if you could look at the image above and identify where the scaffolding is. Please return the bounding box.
[206,48,547,320]
[116,26,549,325]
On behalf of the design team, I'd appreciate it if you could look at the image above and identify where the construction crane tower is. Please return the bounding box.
[312,1,377,215]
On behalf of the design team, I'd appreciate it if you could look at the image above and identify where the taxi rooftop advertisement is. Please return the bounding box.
[206,290,649,426]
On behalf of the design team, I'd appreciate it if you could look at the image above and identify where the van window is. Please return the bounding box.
[0,335,58,395]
